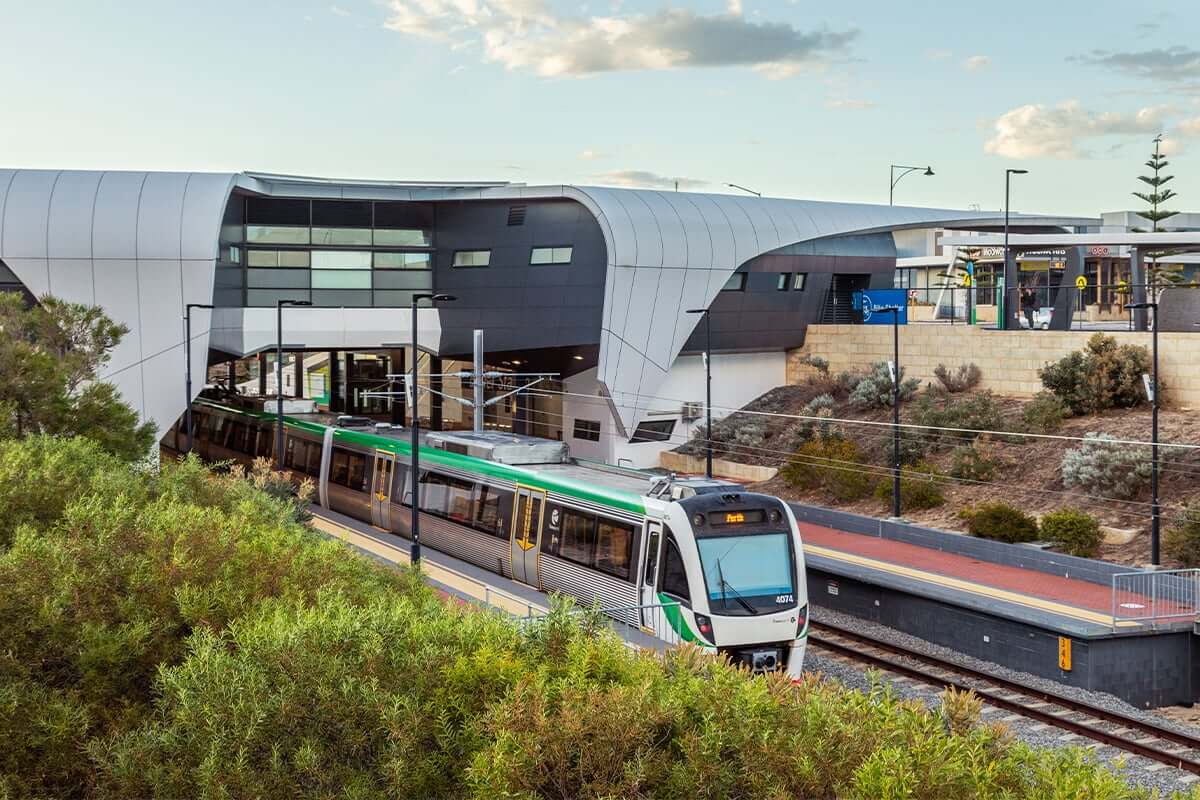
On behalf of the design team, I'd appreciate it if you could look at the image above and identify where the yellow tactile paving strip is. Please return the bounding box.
[310,513,548,617]
[805,543,1138,628]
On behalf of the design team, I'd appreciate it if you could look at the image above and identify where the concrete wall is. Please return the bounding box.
[660,451,778,482]
[790,324,1200,406]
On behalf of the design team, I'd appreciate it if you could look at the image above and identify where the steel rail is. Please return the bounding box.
[810,620,1200,774]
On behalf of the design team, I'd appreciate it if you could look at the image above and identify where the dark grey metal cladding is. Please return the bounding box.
[434,199,606,356]
[681,232,897,353]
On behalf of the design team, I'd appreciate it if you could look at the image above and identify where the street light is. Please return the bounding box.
[183,302,214,455]
[726,183,762,197]
[1003,168,1029,331]
[1129,301,1160,566]
[889,165,934,206]
[409,292,456,566]
[275,299,311,467]
[874,304,904,518]
[686,307,714,478]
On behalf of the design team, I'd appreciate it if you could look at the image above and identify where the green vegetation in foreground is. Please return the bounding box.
[0,436,1192,799]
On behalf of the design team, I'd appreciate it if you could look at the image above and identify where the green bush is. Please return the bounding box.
[949,444,1001,482]
[911,390,1008,449]
[1039,333,1154,415]
[961,502,1040,544]
[849,362,920,410]
[883,429,930,466]
[875,461,945,511]
[1061,433,1152,499]
[781,437,875,501]
[1020,392,1070,433]
[1040,508,1103,558]
[933,363,982,394]
[1165,505,1200,567]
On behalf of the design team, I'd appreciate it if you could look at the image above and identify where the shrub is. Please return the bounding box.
[911,391,1008,449]
[1020,392,1070,433]
[940,686,983,736]
[1165,505,1200,567]
[1038,333,1154,415]
[883,429,929,466]
[849,362,920,410]
[798,353,830,376]
[1040,508,1102,558]
[875,461,945,511]
[799,393,838,441]
[781,437,874,501]
[1061,433,1152,499]
[934,363,982,394]
[960,502,1039,543]
[949,444,1000,482]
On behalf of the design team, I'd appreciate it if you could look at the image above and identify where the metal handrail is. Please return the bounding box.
[1111,569,1200,630]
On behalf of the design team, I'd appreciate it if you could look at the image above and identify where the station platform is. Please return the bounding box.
[791,505,1200,708]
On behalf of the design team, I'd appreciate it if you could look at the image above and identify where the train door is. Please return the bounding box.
[370,451,396,530]
[640,521,664,631]
[509,486,545,587]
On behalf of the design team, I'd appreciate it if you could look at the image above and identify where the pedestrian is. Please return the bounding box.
[1021,287,1037,329]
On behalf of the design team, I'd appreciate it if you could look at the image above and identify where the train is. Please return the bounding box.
[164,396,809,676]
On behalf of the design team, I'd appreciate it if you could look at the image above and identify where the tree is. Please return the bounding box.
[0,293,155,460]
[1132,134,1185,295]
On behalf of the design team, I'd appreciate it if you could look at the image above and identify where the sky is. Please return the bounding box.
[2,0,1199,218]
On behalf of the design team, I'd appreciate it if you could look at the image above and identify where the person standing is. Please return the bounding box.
[1021,287,1037,329]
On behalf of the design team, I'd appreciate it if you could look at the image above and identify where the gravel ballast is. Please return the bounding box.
[806,605,1200,795]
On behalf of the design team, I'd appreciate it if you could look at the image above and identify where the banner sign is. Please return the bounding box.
[852,289,908,325]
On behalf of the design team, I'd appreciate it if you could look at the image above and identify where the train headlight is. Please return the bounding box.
[770,509,782,524]
[694,613,714,644]
[692,513,704,527]
[795,604,808,638]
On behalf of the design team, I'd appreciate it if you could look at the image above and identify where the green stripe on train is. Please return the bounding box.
[658,592,711,647]
[194,400,646,516]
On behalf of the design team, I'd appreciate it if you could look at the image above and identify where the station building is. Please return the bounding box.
[0,169,1092,467]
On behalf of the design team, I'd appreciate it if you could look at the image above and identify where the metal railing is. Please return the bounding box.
[1111,569,1200,629]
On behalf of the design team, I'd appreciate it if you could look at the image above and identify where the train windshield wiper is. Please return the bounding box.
[716,557,758,615]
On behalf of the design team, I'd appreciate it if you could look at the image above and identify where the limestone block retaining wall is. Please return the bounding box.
[789,325,1200,406]
[659,451,779,483]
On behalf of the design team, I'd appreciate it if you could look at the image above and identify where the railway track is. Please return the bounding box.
[809,621,1200,775]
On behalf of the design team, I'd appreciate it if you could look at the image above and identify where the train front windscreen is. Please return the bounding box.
[696,532,797,615]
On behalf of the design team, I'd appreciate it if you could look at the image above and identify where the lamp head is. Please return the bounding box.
[923,167,934,176]
[1008,169,1029,175]
[432,294,457,303]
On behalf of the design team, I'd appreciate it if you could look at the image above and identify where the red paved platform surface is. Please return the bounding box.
[800,523,1179,619]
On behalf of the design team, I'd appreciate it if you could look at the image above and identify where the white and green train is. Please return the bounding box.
[166,397,809,676]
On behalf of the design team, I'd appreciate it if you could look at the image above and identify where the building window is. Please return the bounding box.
[776,273,791,291]
[722,273,746,292]
[312,251,372,269]
[792,273,807,291]
[453,250,491,268]
[573,419,601,442]
[374,252,431,270]
[374,229,432,247]
[530,246,573,265]
[245,226,310,245]
[247,250,311,268]
[311,227,372,246]
[630,419,676,443]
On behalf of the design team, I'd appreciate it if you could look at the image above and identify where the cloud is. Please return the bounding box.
[925,49,952,61]
[592,170,708,190]
[330,4,351,16]
[1179,117,1200,136]
[963,55,990,72]
[1072,46,1200,82]
[578,149,606,160]
[826,98,875,110]
[383,1,858,78]
[984,101,1172,159]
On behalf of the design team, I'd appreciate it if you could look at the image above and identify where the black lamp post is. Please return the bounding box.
[889,164,934,205]
[875,305,904,518]
[686,307,713,479]
[183,303,213,455]
[1003,168,1029,330]
[1128,300,1160,566]
[409,292,456,566]
[275,299,311,466]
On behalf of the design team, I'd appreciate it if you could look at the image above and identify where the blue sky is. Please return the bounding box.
[2,0,1198,217]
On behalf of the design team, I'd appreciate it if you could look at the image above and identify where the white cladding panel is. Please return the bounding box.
[46,258,95,305]
[2,170,58,258]
[47,171,102,258]
[91,172,147,259]
[136,173,189,259]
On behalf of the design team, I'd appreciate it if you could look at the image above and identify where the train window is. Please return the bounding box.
[643,526,663,587]
[192,413,207,441]
[660,537,691,603]
[228,422,248,453]
[473,485,502,536]
[257,427,273,458]
[329,448,351,486]
[305,442,323,476]
[558,509,597,567]
[595,519,634,580]
[391,464,408,502]
[346,452,367,491]
[445,478,474,522]
[419,472,449,514]
[284,437,300,469]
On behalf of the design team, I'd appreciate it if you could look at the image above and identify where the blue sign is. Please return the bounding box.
[853,289,908,325]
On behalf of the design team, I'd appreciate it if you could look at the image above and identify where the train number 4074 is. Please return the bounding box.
[775,594,794,604]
